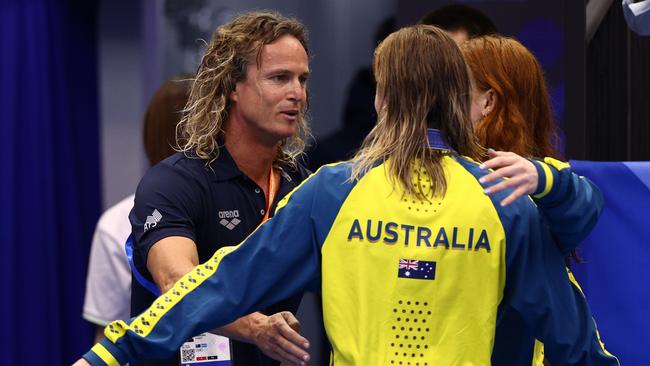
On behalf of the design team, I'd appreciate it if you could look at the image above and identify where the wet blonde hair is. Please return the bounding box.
[178,11,310,168]
[351,25,482,198]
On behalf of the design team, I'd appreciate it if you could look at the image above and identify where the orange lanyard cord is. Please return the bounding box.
[261,167,279,223]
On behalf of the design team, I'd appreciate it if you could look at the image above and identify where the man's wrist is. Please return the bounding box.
[212,312,267,344]
[246,312,268,343]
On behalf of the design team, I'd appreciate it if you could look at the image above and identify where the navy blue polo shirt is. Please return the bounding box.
[129,148,311,366]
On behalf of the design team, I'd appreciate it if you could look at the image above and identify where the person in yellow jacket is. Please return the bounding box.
[75,25,618,366]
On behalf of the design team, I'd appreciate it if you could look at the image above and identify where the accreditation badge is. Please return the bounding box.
[180,332,232,365]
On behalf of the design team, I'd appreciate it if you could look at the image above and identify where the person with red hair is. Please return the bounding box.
[465,35,559,159]
[462,35,617,366]
[461,35,600,243]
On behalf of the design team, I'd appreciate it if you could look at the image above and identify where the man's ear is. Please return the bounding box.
[230,86,239,103]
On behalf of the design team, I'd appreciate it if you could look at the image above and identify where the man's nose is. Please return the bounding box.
[287,79,306,102]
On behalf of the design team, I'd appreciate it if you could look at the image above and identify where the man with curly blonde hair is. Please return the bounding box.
[79,11,313,366]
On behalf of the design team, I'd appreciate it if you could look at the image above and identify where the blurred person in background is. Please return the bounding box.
[307,4,496,172]
[419,3,497,44]
[82,75,191,344]
[306,16,395,171]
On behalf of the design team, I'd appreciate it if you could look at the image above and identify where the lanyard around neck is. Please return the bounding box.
[427,128,452,151]
[262,167,279,223]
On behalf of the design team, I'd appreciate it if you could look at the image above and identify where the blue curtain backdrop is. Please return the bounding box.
[0,0,100,364]
[571,161,650,366]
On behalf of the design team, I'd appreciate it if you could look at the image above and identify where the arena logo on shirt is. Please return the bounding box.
[219,210,241,230]
[347,218,491,252]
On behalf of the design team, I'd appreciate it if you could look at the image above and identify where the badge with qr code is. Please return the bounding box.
[180,332,232,365]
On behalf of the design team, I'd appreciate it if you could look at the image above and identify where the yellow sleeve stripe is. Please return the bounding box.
[104,320,128,342]
[566,270,585,294]
[532,162,554,199]
[543,157,571,171]
[531,340,545,366]
[566,270,621,365]
[139,246,238,336]
[91,343,120,366]
[276,162,345,213]
[105,245,239,343]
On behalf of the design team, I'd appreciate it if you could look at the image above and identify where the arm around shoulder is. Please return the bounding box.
[529,157,604,252]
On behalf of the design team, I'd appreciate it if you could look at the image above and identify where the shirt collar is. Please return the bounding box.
[208,146,295,184]
[209,146,245,182]
[427,128,453,151]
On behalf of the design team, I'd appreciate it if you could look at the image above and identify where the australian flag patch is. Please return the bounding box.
[398,259,436,280]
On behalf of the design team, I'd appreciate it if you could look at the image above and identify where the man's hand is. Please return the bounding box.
[252,311,310,366]
[72,359,91,366]
[479,149,539,206]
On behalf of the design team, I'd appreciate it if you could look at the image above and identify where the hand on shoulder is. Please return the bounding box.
[478,149,538,206]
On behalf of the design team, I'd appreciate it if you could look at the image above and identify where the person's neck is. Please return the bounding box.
[224,123,279,190]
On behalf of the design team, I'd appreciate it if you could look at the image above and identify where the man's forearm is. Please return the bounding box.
[212,312,267,343]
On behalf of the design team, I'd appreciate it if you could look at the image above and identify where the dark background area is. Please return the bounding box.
[586,1,650,160]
